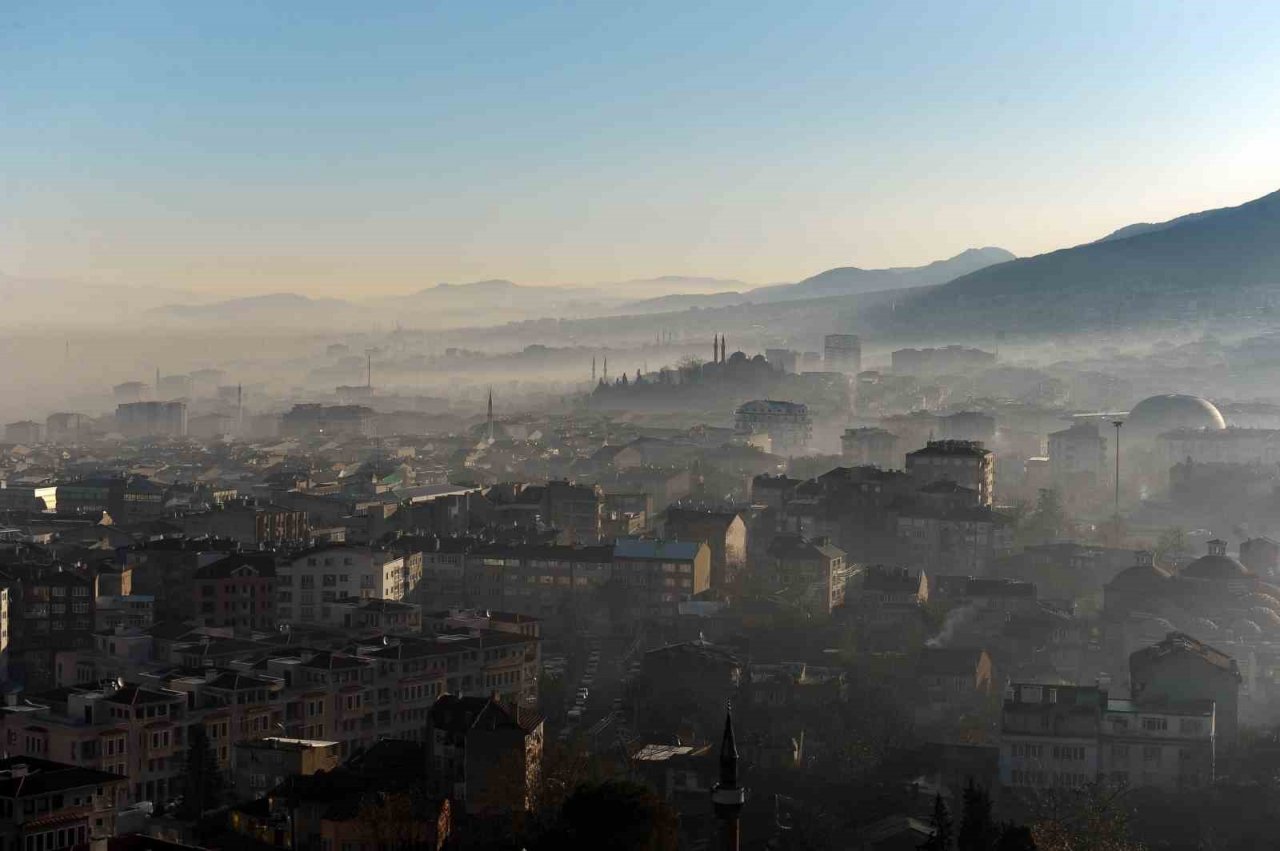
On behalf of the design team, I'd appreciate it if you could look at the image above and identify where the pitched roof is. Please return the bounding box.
[0,757,125,798]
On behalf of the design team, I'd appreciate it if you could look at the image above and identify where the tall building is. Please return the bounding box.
[823,334,862,375]
[841,427,900,468]
[115,401,187,439]
[906,440,995,506]
[734,400,812,456]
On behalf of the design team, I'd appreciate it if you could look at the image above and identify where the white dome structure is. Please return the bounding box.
[1125,394,1226,440]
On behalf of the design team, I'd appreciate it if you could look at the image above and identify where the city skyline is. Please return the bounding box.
[3,1,1280,296]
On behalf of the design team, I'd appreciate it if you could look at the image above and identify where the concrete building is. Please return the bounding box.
[0,756,128,851]
[1000,682,1216,793]
[276,545,418,627]
[115,401,187,439]
[840,427,900,469]
[112,381,151,404]
[45,413,92,444]
[823,334,862,375]
[661,508,748,591]
[427,695,544,815]
[1001,683,1104,790]
[906,440,995,506]
[193,554,277,631]
[542,480,604,545]
[733,400,811,456]
[1100,697,1215,791]
[1048,420,1107,487]
[4,420,43,444]
[280,404,373,438]
[232,737,341,802]
[765,534,850,615]
[1130,632,1241,749]
[612,539,712,618]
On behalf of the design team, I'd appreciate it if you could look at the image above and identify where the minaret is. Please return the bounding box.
[711,706,746,851]
[366,350,373,389]
[713,334,719,364]
[603,356,609,382]
[592,356,597,383]
[486,387,494,444]
[237,383,243,436]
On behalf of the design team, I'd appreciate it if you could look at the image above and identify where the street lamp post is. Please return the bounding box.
[1112,420,1124,519]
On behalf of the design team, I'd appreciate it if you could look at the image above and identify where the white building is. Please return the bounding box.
[276,545,419,626]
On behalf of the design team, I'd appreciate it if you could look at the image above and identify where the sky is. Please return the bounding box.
[3,0,1280,298]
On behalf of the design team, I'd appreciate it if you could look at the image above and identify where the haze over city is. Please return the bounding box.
[7,4,1280,851]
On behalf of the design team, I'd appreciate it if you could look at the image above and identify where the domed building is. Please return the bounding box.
[1181,539,1251,582]
[1125,394,1226,441]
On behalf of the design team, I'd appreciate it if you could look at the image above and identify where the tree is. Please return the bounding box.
[958,780,999,851]
[179,724,227,819]
[1020,489,1070,545]
[921,794,954,850]
[1153,527,1190,565]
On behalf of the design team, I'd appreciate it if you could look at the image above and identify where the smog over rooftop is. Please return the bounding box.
[3,3,1280,850]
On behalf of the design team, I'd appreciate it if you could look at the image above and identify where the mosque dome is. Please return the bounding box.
[1125,394,1226,439]
[1109,562,1171,588]
[1249,607,1280,629]
[1182,540,1250,581]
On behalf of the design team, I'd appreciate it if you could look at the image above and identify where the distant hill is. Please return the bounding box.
[902,188,1280,331]
[747,247,1015,303]
[150,292,354,323]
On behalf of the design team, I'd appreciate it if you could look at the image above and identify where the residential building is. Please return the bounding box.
[115,402,187,439]
[840,427,900,469]
[280,404,373,438]
[1048,420,1107,487]
[427,695,544,815]
[4,420,43,444]
[1000,683,1104,790]
[0,756,128,851]
[1130,632,1241,749]
[612,539,712,618]
[276,545,416,627]
[915,647,994,726]
[661,507,747,591]
[733,400,812,456]
[175,500,310,549]
[854,566,929,626]
[542,480,604,545]
[765,534,851,615]
[906,440,995,506]
[1100,698,1215,791]
[823,334,862,375]
[193,554,277,631]
[232,737,341,802]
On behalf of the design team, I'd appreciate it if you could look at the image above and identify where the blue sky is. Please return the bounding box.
[3,0,1279,296]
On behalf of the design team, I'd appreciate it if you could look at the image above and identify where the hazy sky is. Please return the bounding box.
[4,1,1280,297]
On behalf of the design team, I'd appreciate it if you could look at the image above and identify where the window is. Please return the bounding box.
[1142,746,1161,765]
[1141,717,1168,732]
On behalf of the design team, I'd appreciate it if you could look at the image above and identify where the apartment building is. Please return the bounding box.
[0,756,128,851]
[0,682,186,806]
[193,553,277,631]
[277,545,420,627]
[232,737,341,802]
[1000,682,1217,793]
